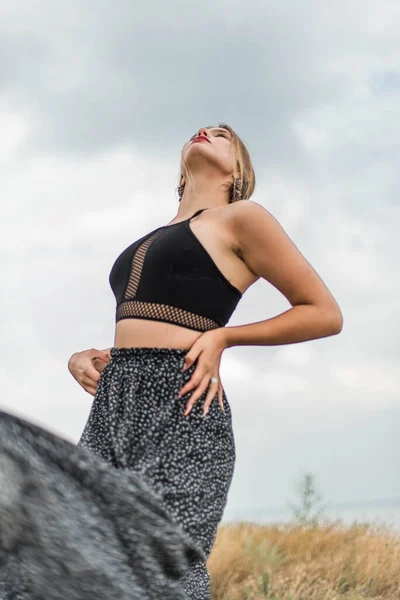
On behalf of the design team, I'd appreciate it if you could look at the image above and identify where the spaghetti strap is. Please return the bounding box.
[189,208,208,220]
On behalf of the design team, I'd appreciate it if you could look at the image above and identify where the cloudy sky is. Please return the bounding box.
[1,0,399,525]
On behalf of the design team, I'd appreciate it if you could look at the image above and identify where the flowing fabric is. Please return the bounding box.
[0,409,203,600]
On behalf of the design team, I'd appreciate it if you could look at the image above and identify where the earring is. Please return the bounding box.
[233,177,242,202]
[178,184,184,200]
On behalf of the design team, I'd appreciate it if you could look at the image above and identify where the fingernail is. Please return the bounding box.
[185,405,192,416]
[202,407,209,417]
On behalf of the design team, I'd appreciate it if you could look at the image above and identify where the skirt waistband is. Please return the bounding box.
[110,347,189,360]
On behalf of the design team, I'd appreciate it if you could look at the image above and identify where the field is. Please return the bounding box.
[208,519,400,600]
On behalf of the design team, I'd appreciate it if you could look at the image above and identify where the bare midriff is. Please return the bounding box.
[113,318,204,350]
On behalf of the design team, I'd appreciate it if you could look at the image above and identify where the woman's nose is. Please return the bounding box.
[197,127,209,138]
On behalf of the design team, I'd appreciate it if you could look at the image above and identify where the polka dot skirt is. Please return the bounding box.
[78,346,237,599]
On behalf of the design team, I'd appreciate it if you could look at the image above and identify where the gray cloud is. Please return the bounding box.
[1,0,352,175]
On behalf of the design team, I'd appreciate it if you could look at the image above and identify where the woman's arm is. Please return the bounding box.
[224,201,343,348]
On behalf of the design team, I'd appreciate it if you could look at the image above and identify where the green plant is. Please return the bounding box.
[288,472,327,528]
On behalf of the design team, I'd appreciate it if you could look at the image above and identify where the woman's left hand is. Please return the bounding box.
[178,328,228,417]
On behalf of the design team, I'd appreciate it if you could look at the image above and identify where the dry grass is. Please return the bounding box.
[207,519,400,600]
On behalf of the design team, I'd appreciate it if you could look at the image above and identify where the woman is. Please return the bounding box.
[0,123,343,600]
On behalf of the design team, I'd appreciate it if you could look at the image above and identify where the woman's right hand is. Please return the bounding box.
[68,348,111,396]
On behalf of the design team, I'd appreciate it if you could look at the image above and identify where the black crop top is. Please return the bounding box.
[108,208,243,332]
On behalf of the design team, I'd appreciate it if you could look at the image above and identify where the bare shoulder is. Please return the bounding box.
[227,198,300,256]
[228,199,276,228]
[223,199,280,254]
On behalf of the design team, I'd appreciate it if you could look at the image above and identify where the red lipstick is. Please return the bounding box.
[191,135,210,144]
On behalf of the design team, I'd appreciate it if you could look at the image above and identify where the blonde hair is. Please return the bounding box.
[178,122,256,203]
